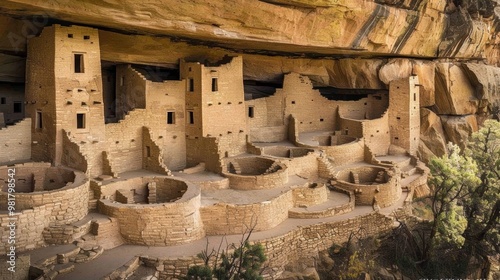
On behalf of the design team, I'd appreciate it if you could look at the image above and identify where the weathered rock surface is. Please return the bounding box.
[418,108,447,163]
[434,63,479,115]
[441,114,479,150]
[0,0,498,62]
[462,63,500,111]
[278,267,320,280]
[328,58,385,89]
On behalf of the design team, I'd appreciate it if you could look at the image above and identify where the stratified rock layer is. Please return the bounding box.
[0,0,498,62]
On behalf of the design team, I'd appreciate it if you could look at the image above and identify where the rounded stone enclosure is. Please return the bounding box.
[0,162,89,224]
[222,157,288,190]
[99,176,189,204]
[334,166,400,207]
[0,163,76,193]
[97,176,205,246]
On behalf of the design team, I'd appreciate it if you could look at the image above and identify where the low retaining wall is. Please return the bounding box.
[98,178,205,246]
[200,190,294,235]
[140,212,394,279]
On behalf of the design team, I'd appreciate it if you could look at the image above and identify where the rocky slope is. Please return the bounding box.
[0,0,500,160]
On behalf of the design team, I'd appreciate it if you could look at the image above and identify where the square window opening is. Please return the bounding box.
[68,34,73,38]
[84,35,90,40]
[77,113,86,129]
[13,102,22,113]
[167,111,175,124]
[74,54,84,73]
[146,146,151,158]
[0,97,6,104]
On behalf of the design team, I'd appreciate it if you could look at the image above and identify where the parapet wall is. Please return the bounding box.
[98,177,205,246]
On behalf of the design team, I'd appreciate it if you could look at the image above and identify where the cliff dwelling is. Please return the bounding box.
[0,1,499,279]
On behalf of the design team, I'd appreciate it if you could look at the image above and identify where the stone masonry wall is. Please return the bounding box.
[0,118,31,164]
[98,186,204,246]
[0,163,89,225]
[148,212,394,279]
[200,190,293,235]
[292,183,328,207]
[295,135,365,168]
[221,158,289,190]
[335,168,401,208]
[0,205,51,255]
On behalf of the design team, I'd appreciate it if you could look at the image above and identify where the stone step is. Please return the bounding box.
[87,216,125,250]
[88,199,98,210]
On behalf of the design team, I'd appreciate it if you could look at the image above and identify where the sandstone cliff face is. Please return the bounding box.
[0,0,499,162]
[0,0,498,61]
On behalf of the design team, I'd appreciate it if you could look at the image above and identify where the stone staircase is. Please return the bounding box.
[88,186,98,210]
[31,213,124,279]
[30,242,105,280]
[317,155,336,179]
[350,171,360,184]
[398,158,423,192]
[229,161,242,174]
[263,162,281,174]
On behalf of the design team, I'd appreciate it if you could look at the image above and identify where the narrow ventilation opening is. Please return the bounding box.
[212,78,218,92]
[36,111,43,129]
[188,78,194,92]
[188,111,194,124]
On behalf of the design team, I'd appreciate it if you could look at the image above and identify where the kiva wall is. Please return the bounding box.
[98,179,204,246]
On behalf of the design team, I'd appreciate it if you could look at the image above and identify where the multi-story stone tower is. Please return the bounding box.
[388,76,420,155]
[25,25,106,175]
[180,57,247,170]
